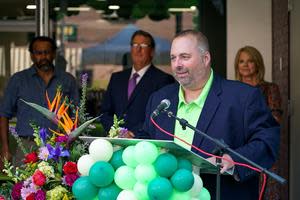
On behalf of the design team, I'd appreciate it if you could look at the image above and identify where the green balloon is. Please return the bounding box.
[171,169,194,192]
[135,141,158,164]
[134,164,157,183]
[114,165,137,190]
[154,153,178,177]
[169,190,191,200]
[89,161,115,187]
[134,182,150,200]
[198,187,211,200]
[72,176,98,200]
[110,149,125,170]
[98,183,122,200]
[147,177,173,200]
[122,146,138,167]
[177,158,193,171]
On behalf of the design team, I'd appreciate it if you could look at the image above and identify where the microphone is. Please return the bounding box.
[151,99,170,118]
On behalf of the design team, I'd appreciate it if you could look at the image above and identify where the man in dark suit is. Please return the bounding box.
[100,30,174,135]
[139,30,280,200]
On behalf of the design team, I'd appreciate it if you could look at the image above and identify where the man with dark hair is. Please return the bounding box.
[0,36,79,167]
[100,30,174,136]
[140,30,280,200]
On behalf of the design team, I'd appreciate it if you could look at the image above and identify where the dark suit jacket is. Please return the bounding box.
[100,65,174,133]
[139,74,280,200]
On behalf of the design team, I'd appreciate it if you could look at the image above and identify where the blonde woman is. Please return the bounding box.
[234,45,282,200]
[234,45,282,123]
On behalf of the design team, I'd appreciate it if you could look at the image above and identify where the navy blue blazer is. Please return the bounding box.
[140,74,280,200]
[100,65,174,133]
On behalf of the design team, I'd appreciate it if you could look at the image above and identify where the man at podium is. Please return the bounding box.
[139,30,280,200]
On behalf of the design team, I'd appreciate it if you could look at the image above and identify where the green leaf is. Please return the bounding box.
[21,99,57,124]
[68,116,100,141]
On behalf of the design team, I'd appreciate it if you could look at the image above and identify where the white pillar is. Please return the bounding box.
[35,0,49,36]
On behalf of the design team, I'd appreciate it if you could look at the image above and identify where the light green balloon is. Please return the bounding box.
[198,187,211,200]
[134,141,158,164]
[122,146,138,168]
[169,190,191,200]
[134,164,157,183]
[189,173,203,197]
[117,190,138,200]
[133,182,150,200]
[114,165,137,190]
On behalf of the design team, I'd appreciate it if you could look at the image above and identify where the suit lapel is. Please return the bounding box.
[127,65,154,105]
[120,69,131,105]
[192,75,222,148]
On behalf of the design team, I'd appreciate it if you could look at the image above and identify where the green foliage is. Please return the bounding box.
[49,0,199,21]
[108,115,125,138]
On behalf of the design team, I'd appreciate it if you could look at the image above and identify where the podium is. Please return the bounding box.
[79,136,232,176]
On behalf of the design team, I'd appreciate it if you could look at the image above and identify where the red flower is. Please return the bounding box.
[26,193,35,200]
[63,174,79,186]
[11,181,23,200]
[32,170,46,186]
[24,152,38,164]
[63,161,78,174]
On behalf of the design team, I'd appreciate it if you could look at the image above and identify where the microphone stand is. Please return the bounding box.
[165,111,286,200]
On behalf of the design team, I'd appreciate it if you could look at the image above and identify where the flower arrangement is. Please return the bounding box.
[1,74,98,199]
[108,115,129,138]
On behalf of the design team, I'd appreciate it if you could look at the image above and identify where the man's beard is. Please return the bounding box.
[36,60,54,72]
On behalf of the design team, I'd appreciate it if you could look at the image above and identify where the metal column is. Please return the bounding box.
[35,0,49,36]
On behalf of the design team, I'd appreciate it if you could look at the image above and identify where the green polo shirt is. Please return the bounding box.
[174,70,214,150]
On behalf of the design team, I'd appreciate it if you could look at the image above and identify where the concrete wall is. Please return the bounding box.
[227,0,272,81]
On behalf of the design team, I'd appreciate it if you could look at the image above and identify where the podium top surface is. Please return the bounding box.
[80,136,232,175]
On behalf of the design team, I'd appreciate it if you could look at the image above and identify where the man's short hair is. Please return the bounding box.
[174,29,209,52]
[29,36,57,53]
[130,30,156,49]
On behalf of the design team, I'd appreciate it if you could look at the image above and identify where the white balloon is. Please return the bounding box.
[189,173,203,197]
[89,138,113,161]
[117,190,138,200]
[77,154,95,176]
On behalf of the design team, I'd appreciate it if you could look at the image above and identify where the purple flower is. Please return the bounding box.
[39,128,48,145]
[9,126,18,136]
[38,146,49,161]
[55,135,68,143]
[46,143,70,161]
[62,174,79,186]
[21,178,37,200]
[118,127,129,137]
[81,73,88,85]
[11,181,23,200]
[35,189,46,200]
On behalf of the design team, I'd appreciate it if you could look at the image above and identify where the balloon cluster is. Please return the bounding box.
[72,139,211,200]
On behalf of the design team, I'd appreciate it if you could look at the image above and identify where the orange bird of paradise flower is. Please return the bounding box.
[46,90,78,136]
[57,108,79,135]
[46,90,69,120]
